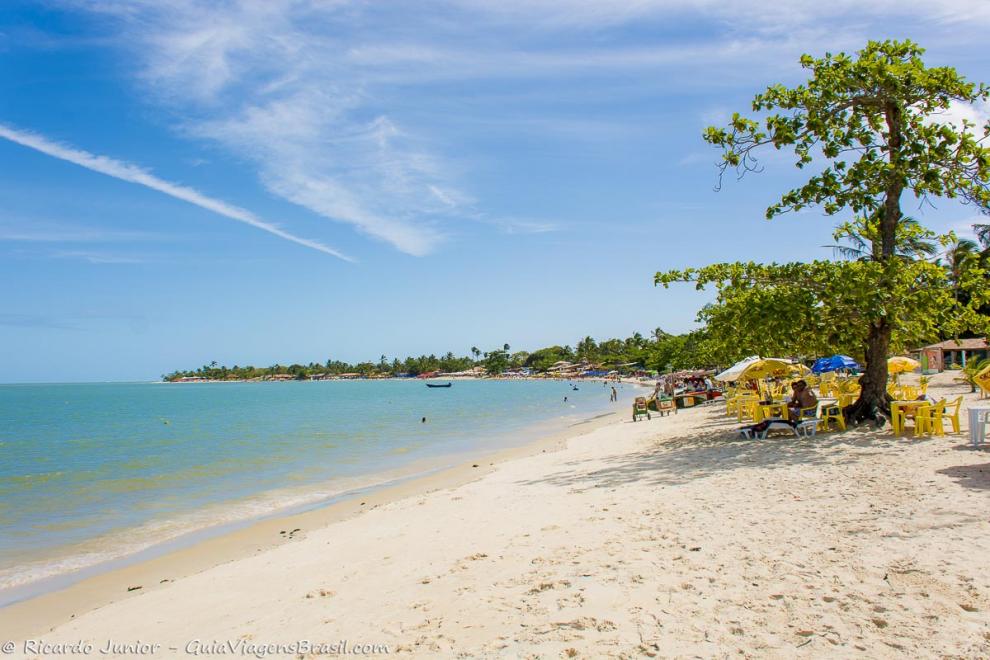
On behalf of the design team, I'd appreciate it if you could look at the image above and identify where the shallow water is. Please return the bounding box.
[0,379,632,592]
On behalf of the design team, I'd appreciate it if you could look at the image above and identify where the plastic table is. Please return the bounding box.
[968,406,990,447]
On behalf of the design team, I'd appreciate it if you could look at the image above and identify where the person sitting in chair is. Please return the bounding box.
[787,380,818,419]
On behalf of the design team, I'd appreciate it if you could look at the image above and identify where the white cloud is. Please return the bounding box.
[75,1,466,256]
[0,123,352,261]
[63,0,990,258]
[929,99,990,133]
[445,0,990,29]
[0,218,161,243]
[491,218,561,235]
[51,250,147,264]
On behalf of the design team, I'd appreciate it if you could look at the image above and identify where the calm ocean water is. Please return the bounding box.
[0,379,631,595]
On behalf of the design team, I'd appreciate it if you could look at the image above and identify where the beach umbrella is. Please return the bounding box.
[737,358,805,381]
[714,356,761,382]
[811,355,860,374]
[887,356,920,374]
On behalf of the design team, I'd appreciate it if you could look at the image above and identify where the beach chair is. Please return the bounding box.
[737,396,760,422]
[632,397,651,422]
[739,419,818,440]
[724,396,736,416]
[944,395,963,433]
[738,403,819,440]
[818,399,846,432]
[914,399,946,437]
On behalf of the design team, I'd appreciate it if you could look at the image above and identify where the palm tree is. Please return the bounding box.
[576,336,597,361]
[503,343,510,352]
[826,212,938,262]
[962,356,990,393]
[943,238,980,286]
[470,346,480,362]
[974,223,990,250]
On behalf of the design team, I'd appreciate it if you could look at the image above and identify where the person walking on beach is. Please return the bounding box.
[610,386,617,402]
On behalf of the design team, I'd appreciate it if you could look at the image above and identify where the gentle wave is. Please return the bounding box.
[0,379,634,594]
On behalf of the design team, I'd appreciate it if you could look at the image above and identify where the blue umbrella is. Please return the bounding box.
[811,355,860,374]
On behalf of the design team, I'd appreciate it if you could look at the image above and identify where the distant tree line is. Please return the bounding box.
[161,330,711,381]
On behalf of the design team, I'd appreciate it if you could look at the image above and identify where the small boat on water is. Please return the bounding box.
[426,382,452,388]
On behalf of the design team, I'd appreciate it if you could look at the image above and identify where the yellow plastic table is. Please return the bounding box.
[759,402,789,422]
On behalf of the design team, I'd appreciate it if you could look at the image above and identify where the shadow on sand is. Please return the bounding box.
[937,462,990,491]
[517,409,940,490]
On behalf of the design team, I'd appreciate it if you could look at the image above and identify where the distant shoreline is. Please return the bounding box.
[162,375,639,384]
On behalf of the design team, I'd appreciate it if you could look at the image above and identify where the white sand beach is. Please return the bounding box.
[4,374,990,658]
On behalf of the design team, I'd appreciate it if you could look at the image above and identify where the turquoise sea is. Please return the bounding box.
[0,379,632,599]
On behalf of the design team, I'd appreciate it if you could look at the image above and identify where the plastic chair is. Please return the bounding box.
[725,395,739,416]
[905,403,932,436]
[738,398,760,422]
[944,396,963,433]
[915,399,946,437]
[820,402,846,432]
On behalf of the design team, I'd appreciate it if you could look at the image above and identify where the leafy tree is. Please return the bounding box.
[524,345,574,372]
[509,351,531,368]
[651,327,671,343]
[575,336,598,362]
[944,238,981,286]
[825,213,938,261]
[483,347,510,375]
[682,39,990,419]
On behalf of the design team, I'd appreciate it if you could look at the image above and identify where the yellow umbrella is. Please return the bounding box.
[887,356,920,375]
[738,358,805,381]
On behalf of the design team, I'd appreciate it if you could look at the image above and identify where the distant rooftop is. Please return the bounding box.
[917,338,988,351]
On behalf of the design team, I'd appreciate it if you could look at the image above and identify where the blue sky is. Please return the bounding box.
[1,1,989,382]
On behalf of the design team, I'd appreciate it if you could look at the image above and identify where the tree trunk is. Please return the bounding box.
[845,319,892,424]
[843,100,905,426]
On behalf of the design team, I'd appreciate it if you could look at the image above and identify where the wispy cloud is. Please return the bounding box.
[188,93,452,255]
[0,123,352,261]
[0,313,79,331]
[0,218,162,243]
[492,218,561,235]
[51,249,148,264]
[60,0,990,259]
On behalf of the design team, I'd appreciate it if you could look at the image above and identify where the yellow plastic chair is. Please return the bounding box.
[890,401,911,435]
[725,395,738,416]
[915,399,946,437]
[900,403,932,437]
[726,390,754,416]
[819,402,846,432]
[737,397,760,422]
[943,396,963,434]
[838,391,858,408]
